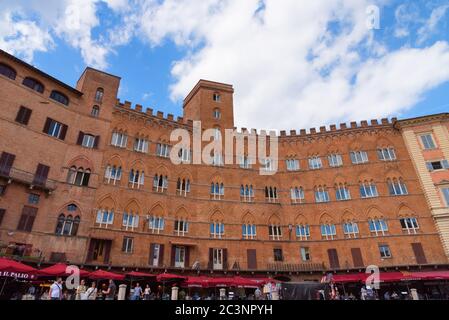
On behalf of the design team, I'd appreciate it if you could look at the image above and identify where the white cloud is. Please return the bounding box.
[0,11,53,62]
[417,4,449,45]
[2,0,449,130]
[131,0,449,129]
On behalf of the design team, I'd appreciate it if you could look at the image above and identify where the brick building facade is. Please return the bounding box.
[0,49,448,280]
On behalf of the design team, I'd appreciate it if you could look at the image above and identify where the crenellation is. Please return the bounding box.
[320,126,326,133]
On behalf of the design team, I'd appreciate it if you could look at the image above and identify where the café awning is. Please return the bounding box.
[37,263,90,277]
[0,257,37,279]
[88,269,125,281]
[157,273,187,282]
[126,271,156,278]
[409,270,449,280]
[332,273,367,283]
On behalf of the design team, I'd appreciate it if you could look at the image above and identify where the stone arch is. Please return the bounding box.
[319,212,335,224]
[210,210,224,222]
[67,155,94,171]
[242,211,255,224]
[294,214,308,225]
[366,206,384,219]
[341,210,357,223]
[397,203,416,218]
[112,121,130,133]
[106,154,124,167]
[149,203,165,217]
[123,198,142,214]
[376,136,395,149]
[268,213,281,225]
[175,206,189,219]
[56,201,83,216]
[97,194,116,211]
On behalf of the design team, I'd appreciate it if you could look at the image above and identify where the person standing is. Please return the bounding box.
[254,287,262,300]
[84,282,98,300]
[131,283,142,300]
[143,284,151,300]
[49,278,63,300]
[102,279,116,300]
[76,280,87,300]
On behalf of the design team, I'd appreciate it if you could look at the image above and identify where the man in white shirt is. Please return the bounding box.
[49,278,63,300]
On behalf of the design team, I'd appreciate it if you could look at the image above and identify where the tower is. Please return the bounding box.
[183,79,235,130]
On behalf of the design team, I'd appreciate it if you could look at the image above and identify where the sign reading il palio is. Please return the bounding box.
[0,271,36,279]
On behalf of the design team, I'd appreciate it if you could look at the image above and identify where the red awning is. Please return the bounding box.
[88,269,125,281]
[409,271,449,280]
[332,273,366,283]
[156,273,187,282]
[126,271,156,278]
[232,276,261,288]
[207,277,235,287]
[37,263,90,277]
[182,276,210,288]
[0,257,37,279]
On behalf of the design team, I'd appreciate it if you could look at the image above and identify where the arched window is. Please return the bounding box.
[50,90,69,106]
[290,186,305,204]
[265,186,278,203]
[55,208,80,236]
[95,88,104,102]
[67,166,90,187]
[91,105,100,117]
[387,178,408,196]
[240,184,254,202]
[176,178,190,196]
[153,174,168,193]
[213,108,221,119]
[129,169,145,189]
[210,182,224,200]
[22,77,44,93]
[104,165,122,185]
[0,63,16,80]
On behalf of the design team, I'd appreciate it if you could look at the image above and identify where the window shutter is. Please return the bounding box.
[0,152,15,176]
[185,247,190,268]
[15,106,32,125]
[122,238,127,252]
[103,240,111,264]
[426,162,434,172]
[77,132,84,145]
[25,214,36,232]
[170,246,176,267]
[208,248,213,269]
[0,208,5,225]
[247,249,257,269]
[149,244,155,265]
[86,240,96,262]
[223,248,228,270]
[59,124,68,140]
[412,243,427,264]
[159,244,164,267]
[33,164,49,186]
[93,136,100,149]
[327,248,340,269]
[43,118,52,134]
[351,248,364,268]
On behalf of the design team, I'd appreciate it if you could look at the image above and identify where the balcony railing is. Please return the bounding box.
[266,262,325,272]
[1,167,57,192]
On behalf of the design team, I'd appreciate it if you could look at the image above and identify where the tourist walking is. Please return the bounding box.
[76,279,87,300]
[84,282,98,300]
[143,284,151,300]
[49,278,63,300]
[131,283,143,300]
[102,279,116,300]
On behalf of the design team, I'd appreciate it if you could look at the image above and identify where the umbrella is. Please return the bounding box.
[207,277,234,287]
[182,276,210,288]
[88,269,125,281]
[37,263,90,277]
[0,258,38,296]
[126,271,156,278]
[156,273,186,282]
[0,257,37,274]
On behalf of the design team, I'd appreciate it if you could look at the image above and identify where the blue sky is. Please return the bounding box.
[1,0,449,129]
